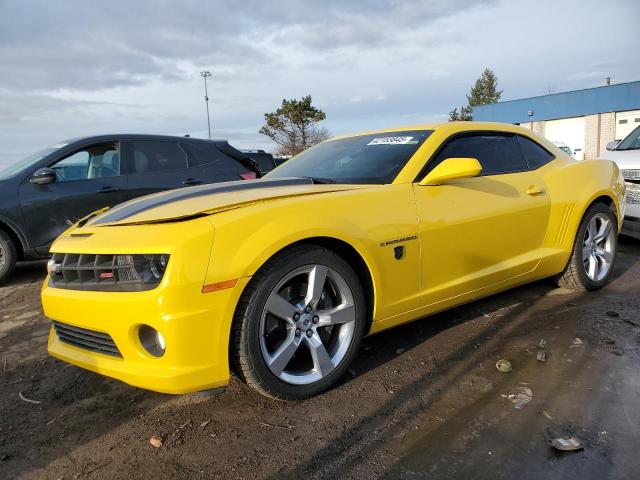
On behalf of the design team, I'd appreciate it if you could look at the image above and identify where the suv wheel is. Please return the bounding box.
[0,230,17,285]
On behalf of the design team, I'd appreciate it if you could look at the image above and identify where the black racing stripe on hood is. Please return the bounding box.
[93,177,313,225]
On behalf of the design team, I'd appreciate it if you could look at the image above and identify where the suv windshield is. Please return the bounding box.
[616,126,640,151]
[267,130,433,184]
[0,143,67,179]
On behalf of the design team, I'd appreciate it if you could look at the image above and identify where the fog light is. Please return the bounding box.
[139,325,166,357]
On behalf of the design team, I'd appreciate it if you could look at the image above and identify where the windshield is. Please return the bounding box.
[267,130,433,184]
[616,126,640,151]
[0,144,67,179]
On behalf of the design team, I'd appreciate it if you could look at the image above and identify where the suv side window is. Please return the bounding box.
[428,134,528,177]
[184,142,248,174]
[517,136,555,169]
[50,143,120,182]
[130,141,188,174]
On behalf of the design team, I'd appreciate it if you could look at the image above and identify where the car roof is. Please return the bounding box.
[62,134,230,146]
[329,121,533,141]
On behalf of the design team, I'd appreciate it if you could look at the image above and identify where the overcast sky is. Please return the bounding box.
[0,0,638,165]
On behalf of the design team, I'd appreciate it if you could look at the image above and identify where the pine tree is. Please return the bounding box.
[259,95,330,156]
[448,68,502,121]
[467,68,502,106]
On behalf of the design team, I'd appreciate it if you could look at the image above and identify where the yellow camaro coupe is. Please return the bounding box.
[42,122,625,399]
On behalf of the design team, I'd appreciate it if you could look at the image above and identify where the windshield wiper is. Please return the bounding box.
[300,176,336,184]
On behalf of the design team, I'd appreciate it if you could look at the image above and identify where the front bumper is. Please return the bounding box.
[42,217,249,394]
[44,276,250,394]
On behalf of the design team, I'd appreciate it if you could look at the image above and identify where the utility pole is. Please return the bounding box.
[200,71,212,139]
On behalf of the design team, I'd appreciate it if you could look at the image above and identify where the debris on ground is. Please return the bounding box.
[537,338,547,349]
[536,351,547,363]
[622,318,640,328]
[542,410,553,420]
[149,435,163,448]
[199,420,210,430]
[571,338,583,348]
[549,436,583,452]
[496,359,512,373]
[18,390,42,405]
[606,310,620,318]
[502,386,533,409]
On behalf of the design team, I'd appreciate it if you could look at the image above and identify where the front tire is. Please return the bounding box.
[0,230,17,285]
[231,245,366,400]
[555,203,617,291]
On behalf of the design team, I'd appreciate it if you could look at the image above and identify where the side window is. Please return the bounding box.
[429,134,528,176]
[184,143,246,173]
[517,136,555,168]
[130,141,188,174]
[50,144,119,182]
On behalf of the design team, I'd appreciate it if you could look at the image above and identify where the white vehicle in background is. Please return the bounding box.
[599,126,640,239]
[553,141,574,157]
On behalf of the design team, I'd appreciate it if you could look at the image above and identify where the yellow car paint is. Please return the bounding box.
[419,157,482,186]
[42,122,625,394]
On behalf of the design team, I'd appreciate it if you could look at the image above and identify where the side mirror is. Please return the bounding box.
[30,168,57,185]
[419,158,482,186]
[606,141,620,151]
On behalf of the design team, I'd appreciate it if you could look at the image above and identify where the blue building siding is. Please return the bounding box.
[473,81,640,124]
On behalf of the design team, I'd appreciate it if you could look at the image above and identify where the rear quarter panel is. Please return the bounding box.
[536,157,625,276]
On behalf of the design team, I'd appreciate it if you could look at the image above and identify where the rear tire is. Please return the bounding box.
[231,245,366,400]
[555,203,617,291]
[0,230,17,285]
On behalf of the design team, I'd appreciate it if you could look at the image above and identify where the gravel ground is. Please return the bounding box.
[1,238,639,480]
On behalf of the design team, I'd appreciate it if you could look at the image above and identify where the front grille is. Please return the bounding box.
[627,188,640,204]
[52,321,122,357]
[621,169,640,181]
[49,253,160,291]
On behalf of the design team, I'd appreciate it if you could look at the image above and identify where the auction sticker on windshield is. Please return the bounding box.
[367,136,417,145]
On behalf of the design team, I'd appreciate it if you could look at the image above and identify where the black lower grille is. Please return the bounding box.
[52,321,122,358]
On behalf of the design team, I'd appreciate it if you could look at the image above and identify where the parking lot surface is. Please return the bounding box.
[1,238,639,479]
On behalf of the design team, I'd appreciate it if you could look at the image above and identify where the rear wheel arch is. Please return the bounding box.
[0,218,26,261]
[579,194,619,229]
[555,201,617,290]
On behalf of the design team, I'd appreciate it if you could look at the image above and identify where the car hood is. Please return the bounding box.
[598,149,640,167]
[87,178,368,226]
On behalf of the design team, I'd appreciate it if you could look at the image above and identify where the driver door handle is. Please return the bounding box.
[526,185,545,196]
[97,186,119,193]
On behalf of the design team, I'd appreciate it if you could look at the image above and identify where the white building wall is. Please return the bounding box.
[615,110,640,140]
[544,117,585,160]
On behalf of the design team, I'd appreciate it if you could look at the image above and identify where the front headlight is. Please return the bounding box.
[116,254,170,284]
[48,253,170,291]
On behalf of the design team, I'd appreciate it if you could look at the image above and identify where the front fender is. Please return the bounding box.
[203,185,423,323]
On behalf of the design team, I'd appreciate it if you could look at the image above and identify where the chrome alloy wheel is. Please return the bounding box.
[582,213,615,282]
[259,264,356,385]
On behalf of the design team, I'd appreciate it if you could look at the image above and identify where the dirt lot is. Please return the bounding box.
[1,238,640,480]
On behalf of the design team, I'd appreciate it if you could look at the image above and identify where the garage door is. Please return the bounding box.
[615,110,640,141]
[544,117,586,160]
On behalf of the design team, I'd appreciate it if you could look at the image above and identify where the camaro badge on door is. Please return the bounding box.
[379,235,417,247]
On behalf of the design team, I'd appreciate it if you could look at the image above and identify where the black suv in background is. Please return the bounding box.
[240,149,278,173]
[240,149,290,173]
[0,134,260,283]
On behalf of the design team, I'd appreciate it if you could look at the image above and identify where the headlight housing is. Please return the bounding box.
[48,253,170,291]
